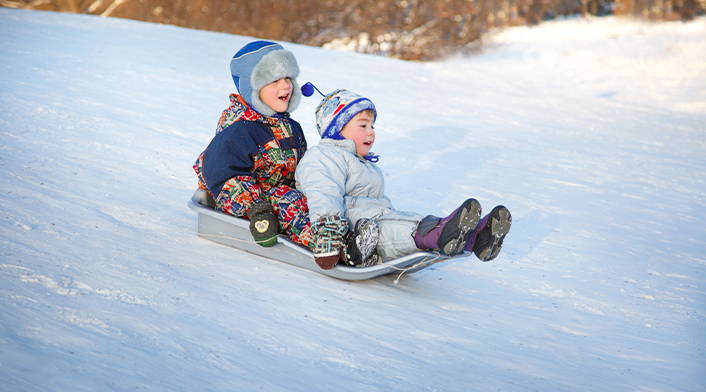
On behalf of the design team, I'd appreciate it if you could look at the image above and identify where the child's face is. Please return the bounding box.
[259,77,293,113]
[340,110,375,157]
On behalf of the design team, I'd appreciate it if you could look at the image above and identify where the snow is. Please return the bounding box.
[1,8,705,391]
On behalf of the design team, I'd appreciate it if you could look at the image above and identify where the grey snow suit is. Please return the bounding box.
[295,139,423,262]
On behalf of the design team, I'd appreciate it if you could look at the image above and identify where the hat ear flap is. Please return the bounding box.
[287,78,301,113]
[249,91,275,117]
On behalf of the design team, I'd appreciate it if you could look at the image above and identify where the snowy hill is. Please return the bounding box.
[1,8,705,392]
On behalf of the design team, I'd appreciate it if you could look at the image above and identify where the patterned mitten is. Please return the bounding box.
[310,216,349,270]
[247,201,279,247]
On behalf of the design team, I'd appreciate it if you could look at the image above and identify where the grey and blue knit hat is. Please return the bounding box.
[230,41,301,117]
[314,89,377,140]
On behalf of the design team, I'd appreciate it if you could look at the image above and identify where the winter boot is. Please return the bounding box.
[343,219,380,268]
[464,205,512,261]
[413,198,482,256]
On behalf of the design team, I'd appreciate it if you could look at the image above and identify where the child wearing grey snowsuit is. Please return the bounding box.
[295,87,512,270]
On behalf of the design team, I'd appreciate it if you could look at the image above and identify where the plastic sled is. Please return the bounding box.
[187,188,454,281]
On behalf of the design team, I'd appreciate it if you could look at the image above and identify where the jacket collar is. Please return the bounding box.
[319,138,370,161]
[230,94,288,124]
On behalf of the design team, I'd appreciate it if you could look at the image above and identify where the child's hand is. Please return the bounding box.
[310,216,349,269]
[247,201,279,247]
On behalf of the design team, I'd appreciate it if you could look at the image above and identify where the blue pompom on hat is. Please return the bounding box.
[315,89,377,140]
[230,40,301,117]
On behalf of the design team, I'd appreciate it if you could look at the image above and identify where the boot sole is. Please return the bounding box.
[439,199,482,256]
[475,206,512,261]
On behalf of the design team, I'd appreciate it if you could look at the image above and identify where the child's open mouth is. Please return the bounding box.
[278,93,290,102]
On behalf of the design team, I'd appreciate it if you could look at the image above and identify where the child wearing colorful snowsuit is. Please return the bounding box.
[193,41,311,248]
[295,88,512,269]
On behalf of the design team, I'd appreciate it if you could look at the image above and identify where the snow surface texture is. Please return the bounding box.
[1,8,705,392]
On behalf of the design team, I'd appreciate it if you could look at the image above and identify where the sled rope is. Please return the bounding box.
[387,252,446,284]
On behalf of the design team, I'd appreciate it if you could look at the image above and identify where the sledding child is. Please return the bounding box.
[193,41,312,248]
[295,87,512,270]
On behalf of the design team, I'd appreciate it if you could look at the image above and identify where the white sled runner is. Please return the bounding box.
[187,188,454,281]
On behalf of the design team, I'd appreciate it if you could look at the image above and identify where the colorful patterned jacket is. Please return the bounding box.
[194,94,307,216]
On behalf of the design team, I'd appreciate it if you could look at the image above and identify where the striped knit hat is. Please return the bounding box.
[315,89,377,140]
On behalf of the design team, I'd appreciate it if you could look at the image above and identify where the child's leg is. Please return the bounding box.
[215,176,263,217]
[463,205,512,261]
[376,211,425,262]
[413,199,482,256]
[267,185,312,248]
